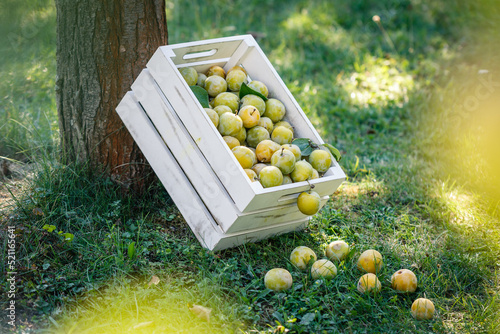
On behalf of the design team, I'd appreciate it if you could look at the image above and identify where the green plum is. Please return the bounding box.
[212,92,239,112]
[251,163,269,176]
[232,146,257,169]
[241,94,266,116]
[290,160,313,182]
[247,80,269,98]
[205,75,227,97]
[309,149,332,173]
[274,121,293,134]
[281,144,302,161]
[214,105,233,118]
[255,139,281,162]
[233,126,247,144]
[258,117,274,134]
[246,126,270,148]
[206,65,225,78]
[223,136,240,150]
[196,73,207,88]
[238,105,260,128]
[265,98,286,122]
[282,175,293,185]
[204,108,219,127]
[179,67,198,86]
[271,126,293,145]
[244,169,259,182]
[271,148,296,175]
[259,166,283,188]
[226,69,247,92]
[218,112,242,136]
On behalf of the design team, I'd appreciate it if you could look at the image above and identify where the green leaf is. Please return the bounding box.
[128,242,136,259]
[62,233,74,243]
[292,138,315,156]
[300,312,316,326]
[42,224,57,233]
[323,143,342,162]
[239,82,268,101]
[190,85,209,108]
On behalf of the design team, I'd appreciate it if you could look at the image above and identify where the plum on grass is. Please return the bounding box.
[357,273,381,294]
[391,269,418,293]
[357,249,384,274]
[264,268,293,292]
[290,246,317,270]
[311,259,337,280]
[325,240,349,261]
[411,298,435,320]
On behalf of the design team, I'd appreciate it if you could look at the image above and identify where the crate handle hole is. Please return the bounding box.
[277,192,301,203]
[183,48,218,60]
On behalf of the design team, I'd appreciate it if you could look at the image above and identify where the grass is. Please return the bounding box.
[1,0,499,333]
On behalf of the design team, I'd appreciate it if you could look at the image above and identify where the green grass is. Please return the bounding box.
[1,0,499,333]
[0,0,57,160]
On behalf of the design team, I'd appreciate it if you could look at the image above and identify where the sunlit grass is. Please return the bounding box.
[1,0,500,333]
[51,276,245,334]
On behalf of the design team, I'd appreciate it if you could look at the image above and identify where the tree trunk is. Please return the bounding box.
[55,0,168,191]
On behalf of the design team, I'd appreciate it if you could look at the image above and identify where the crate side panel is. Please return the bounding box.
[116,92,224,250]
[131,71,242,233]
[212,218,309,251]
[147,49,256,212]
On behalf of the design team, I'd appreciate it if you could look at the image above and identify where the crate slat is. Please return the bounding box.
[116,92,309,250]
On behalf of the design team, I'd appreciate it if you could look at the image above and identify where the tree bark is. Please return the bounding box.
[55,0,168,191]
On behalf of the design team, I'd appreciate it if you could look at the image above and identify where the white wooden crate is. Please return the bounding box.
[116,34,346,250]
[144,35,345,214]
[116,92,309,251]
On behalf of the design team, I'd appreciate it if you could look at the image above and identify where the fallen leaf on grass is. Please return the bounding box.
[189,304,212,323]
[148,275,160,287]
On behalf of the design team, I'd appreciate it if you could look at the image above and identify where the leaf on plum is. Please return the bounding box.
[190,85,210,108]
[292,138,315,156]
[239,82,268,101]
[322,143,342,162]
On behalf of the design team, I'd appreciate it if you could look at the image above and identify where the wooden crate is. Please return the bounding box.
[116,92,309,251]
[116,34,346,250]
[144,35,345,213]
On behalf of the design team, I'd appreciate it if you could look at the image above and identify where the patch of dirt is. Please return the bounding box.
[0,160,34,212]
